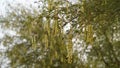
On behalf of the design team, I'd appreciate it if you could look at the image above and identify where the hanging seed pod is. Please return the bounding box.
[81,0,85,12]
[44,34,48,49]
[48,0,53,11]
[67,53,72,64]
[42,22,50,49]
[67,33,73,64]
[54,21,59,36]
[67,43,73,63]
[55,51,58,58]
[47,20,51,36]
[32,35,37,50]
[86,24,93,44]
[60,57,64,62]
[50,59,52,64]
[50,39,54,50]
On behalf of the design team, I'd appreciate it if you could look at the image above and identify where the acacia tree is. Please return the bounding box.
[1,0,120,68]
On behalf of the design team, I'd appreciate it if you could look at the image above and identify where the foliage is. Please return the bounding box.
[1,0,120,68]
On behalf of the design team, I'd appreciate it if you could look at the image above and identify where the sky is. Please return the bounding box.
[0,0,39,15]
[0,0,39,38]
[0,0,78,16]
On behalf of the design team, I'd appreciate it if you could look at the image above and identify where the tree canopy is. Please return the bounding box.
[0,0,120,68]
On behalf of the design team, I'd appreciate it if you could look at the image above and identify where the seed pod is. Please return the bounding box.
[86,24,93,44]
[67,37,73,64]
